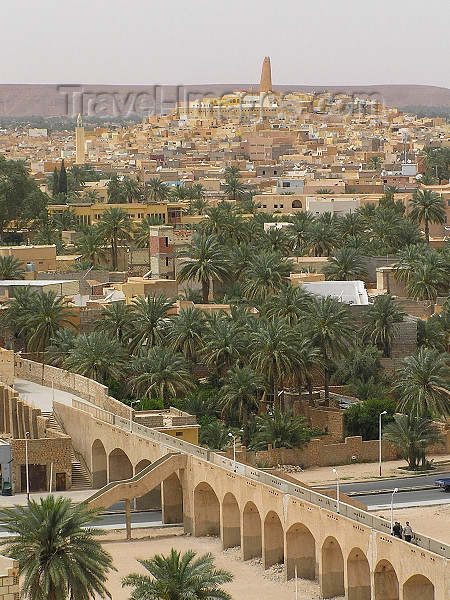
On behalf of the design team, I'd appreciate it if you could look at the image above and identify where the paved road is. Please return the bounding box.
[14,378,89,412]
[357,487,450,508]
[338,472,449,494]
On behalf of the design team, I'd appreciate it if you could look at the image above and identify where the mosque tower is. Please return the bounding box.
[259,56,272,93]
[75,113,85,165]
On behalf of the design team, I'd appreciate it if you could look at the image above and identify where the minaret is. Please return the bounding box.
[75,113,85,165]
[259,56,272,93]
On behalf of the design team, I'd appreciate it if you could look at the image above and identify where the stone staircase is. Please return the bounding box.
[42,411,92,490]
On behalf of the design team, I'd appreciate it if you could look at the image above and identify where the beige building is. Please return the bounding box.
[0,244,57,272]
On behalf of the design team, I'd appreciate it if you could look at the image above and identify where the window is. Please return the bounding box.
[282,181,290,187]
[165,237,169,247]
[262,204,267,208]
[165,257,169,266]
[274,204,278,208]
[262,170,266,175]
[175,431,183,437]
[280,204,284,208]
[274,170,278,175]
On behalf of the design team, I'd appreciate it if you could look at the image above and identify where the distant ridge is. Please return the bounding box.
[0,83,448,117]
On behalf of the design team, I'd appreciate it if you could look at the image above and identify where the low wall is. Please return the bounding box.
[15,357,129,419]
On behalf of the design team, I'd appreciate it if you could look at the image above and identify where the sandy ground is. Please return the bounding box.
[289,454,450,486]
[101,529,334,600]
[374,504,450,544]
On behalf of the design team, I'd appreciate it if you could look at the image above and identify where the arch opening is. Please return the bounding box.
[374,559,399,600]
[292,199,302,209]
[92,439,107,488]
[134,459,162,511]
[193,482,220,536]
[321,536,344,599]
[347,547,370,600]
[162,472,183,524]
[222,493,240,549]
[108,448,132,483]
[403,574,434,600]
[242,501,262,561]
[285,523,316,581]
[264,510,284,569]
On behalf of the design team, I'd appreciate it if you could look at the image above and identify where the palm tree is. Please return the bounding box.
[405,253,449,303]
[419,172,437,186]
[251,410,310,450]
[306,296,355,401]
[409,189,445,243]
[306,220,337,256]
[257,227,291,255]
[98,207,133,270]
[167,306,207,362]
[393,244,430,283]
[367,155,382,169]
[219,365,265,425]
[323,247,368,281]
[95,301,133,344]
[24,290,76,354]
[46,328,77,366]
[224,165,241,179]
[177,233,231,304]
[265,284,312,326]
[383,414,443,470]
[0,495,114,600]
[75,225,108,266]
[129,293,175,354]
[121,176,141,203]
[394,348,450,419]
[336,212,365,239]
[130,347,195,408]
[200,421,235,451]
[83,189,102,203]
[145,178,169,202]
[241,252,292,302]
[315,188,332,194]
[202,318,248,376]
[0,255,24,279]
[64,331,126,383]
[122,549,232,600]
[363,294,405,358]
[223,176,246,200]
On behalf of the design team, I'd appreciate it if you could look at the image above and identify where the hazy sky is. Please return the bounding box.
[1,0,449,88]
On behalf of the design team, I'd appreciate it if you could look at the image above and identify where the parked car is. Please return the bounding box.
[434,476,450,491]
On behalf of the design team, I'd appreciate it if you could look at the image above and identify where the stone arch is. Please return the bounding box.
[108,448,133,483]
[242,501,262,560]
[321,536,344,599]
[162,472,183,524]
[193,482,220,536]
[403,574,434,600]
[134,459,161,511]
[285,523,316,581]
[292,199,302,209]
[347,547,370,600]
[264,510,284,569]
[222,492,240,549]
[92,439,107,488]
[374,560,399,600]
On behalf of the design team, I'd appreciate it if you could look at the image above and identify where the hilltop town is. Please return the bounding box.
[0,57,448,600]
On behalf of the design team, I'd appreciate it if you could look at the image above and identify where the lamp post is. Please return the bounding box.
[25,431,30,501]
[129,400,140,433]
[228,432,237,472]
[390,487,398,532]
[379,410,387,477]
[332,468,340,514]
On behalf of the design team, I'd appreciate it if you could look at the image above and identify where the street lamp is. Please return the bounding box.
[25,432,30,501]
[228,432,237,472]
[379,410,387,477]
[332,468,340,514]
[390,487,398,532]
[129,400,140,432]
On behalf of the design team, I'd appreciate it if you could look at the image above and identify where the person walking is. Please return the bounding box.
[392,521,403,538]
[403,521,413,542]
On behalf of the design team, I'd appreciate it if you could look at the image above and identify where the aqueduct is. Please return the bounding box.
[52,398,449,600]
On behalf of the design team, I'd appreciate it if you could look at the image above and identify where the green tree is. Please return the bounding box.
[98,207,133,270]
[344,398,396,440]
[46,328,77,367]
[58,159,67,194]
[223,176,246,200]
[251,410,311,450]
[405,253,449,303]
[383,414,443,470]
[129,293,175,354]
[409,189,445,242]
[52,208,77,231]
[122,549,232,600]
[130,347,195,408]
[167,306,207,362]
[306,296,355,401]
[394,348,450,419]
[362,294,406,358]
[323,247,368,281]
[75,225,108,266]
[177,233,231,304]
[315,188,332,194]
[51,167,59,197]
[0,255,24,279]
[257,227,291,255]
[64,331,126,383]
[0,495,114,600]
[265,284,312,326]
[202,318,247,376]
[146,178,170,202]
[219,365,265,425]
[367,155,382,169]
[241,252,292,302]
[224,166,241,179]
[95,301,133,344]
[199,421,235,451]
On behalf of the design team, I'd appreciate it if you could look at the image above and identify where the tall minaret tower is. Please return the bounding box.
[259,56,272,93]
[75,113,85,165]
